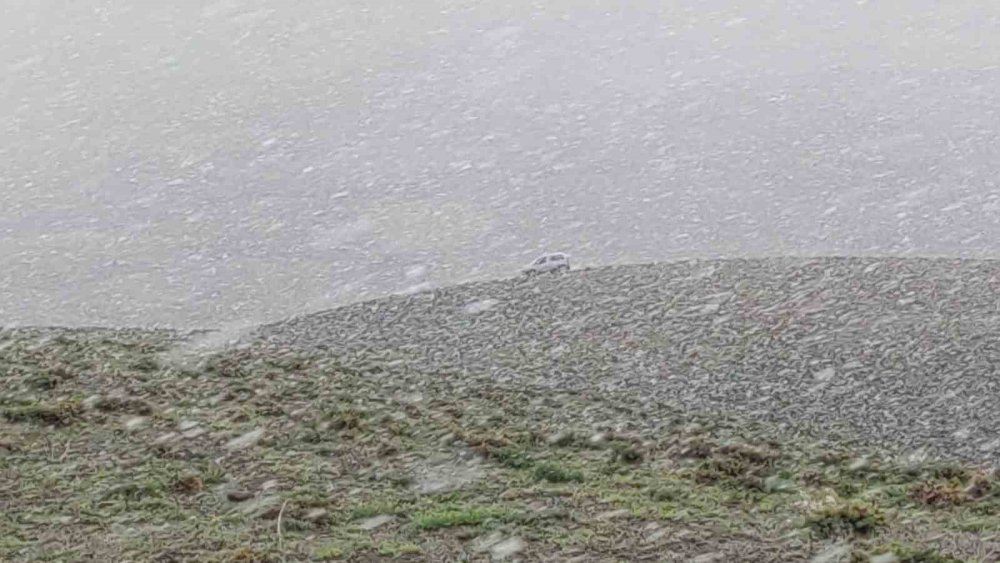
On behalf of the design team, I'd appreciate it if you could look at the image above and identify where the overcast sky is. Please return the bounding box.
[3,0,999,328]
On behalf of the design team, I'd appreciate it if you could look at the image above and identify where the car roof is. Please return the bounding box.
[539,252,566,258]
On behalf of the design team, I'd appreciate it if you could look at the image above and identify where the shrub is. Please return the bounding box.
[806,501,886,537]
[908,480,965,507]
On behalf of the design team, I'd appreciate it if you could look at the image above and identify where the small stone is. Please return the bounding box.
[178,420,199,431]
[692,552,725,563]
[464,298,500,315]
[848,456,870,471]
[153,432,179,445]
[700,303,720,314]
[490,537,525,560]
[227,490,253,502]
[124,417,149,431]
[473,531,504,552]
[208,393,230,406]
[764,475,793,493]
[235,495,281,519]
[645,529,668,543]
[813,367,836,381]
[588,432,608,447]
[260,479,279,491]
[304,508,328,522]
[82,395,103,410]
[595,509,631,521]
[226,429,264,450]
[869,554,899,563]
[810,543,851,563]
[357,514,395,530]
[438,432,457,446]
[979,438,1000,452]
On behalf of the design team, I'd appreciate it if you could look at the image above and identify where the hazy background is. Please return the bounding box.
[3,0,999,328]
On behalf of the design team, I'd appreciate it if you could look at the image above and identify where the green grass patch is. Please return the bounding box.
[413,507,514,530]
[349,500,407,520]
[534,462,584,483]
[377,542,423,557]
[2,399,83,426]
[490,447,535,469]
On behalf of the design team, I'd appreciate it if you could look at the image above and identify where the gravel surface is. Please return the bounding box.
[252,257,1000,464]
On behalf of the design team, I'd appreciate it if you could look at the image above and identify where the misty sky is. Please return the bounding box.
[3,0,1000,328]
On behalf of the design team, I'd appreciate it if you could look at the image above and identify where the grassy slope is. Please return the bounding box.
[1,329,998,562]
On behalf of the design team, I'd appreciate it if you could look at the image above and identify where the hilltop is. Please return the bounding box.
[3,257,1000,561]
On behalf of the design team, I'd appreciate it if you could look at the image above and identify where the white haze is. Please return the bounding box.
[3,0,999,327]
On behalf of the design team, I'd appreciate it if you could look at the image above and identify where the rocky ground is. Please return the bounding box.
[254,257,1000,464]
[4,257,1000,562]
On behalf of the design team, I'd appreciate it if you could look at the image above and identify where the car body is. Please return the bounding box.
[523,252,570,276]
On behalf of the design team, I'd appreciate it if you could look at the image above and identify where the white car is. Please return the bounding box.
[523,252,570,276]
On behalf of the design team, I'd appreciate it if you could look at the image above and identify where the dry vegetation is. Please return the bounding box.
[2,328,999,562]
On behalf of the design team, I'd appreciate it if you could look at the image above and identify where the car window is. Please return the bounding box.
[535,257,547,265]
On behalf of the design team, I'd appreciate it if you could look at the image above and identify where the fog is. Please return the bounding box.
[3,0,999,328]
